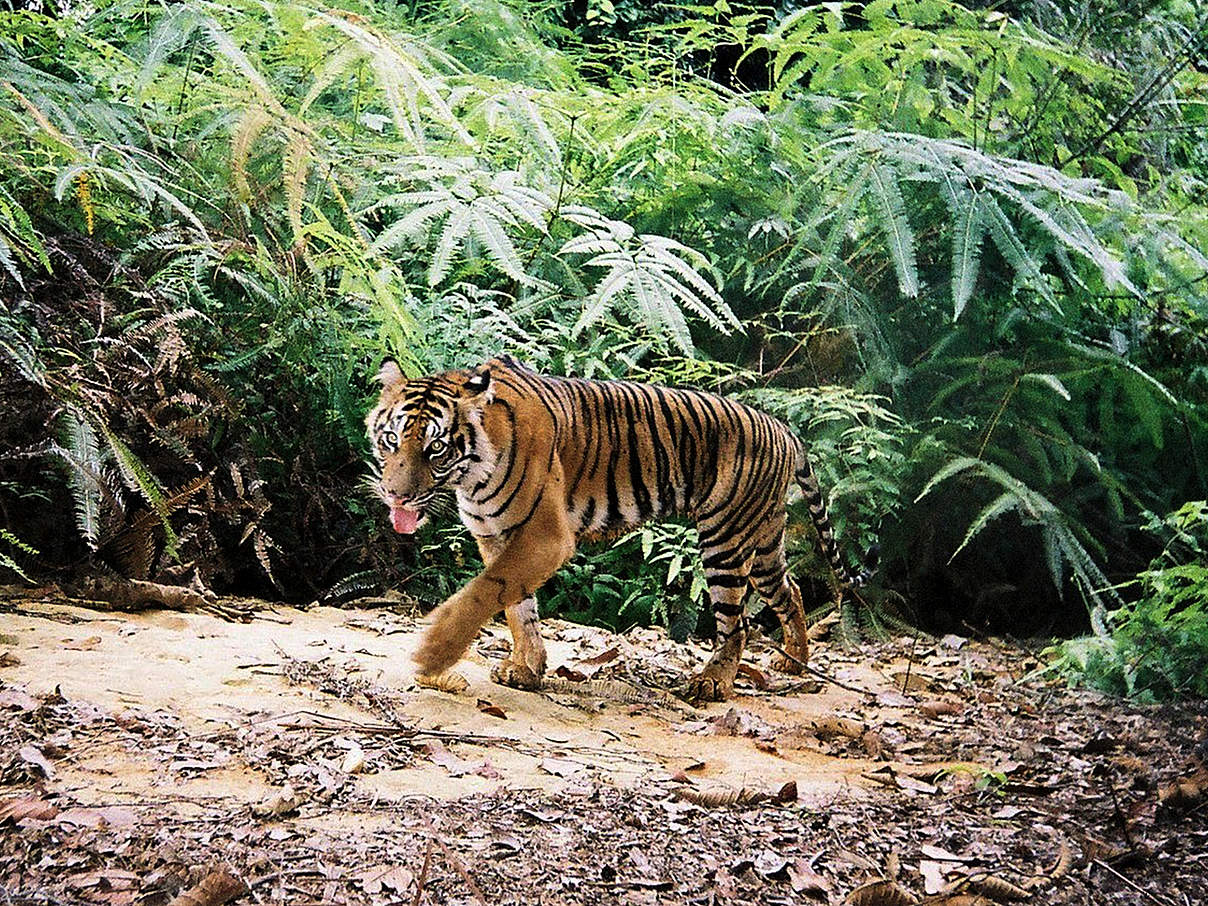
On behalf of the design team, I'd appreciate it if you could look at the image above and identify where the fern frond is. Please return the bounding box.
[372,198,457,250]
[230,105,273,202]
[55,408,105,549]
[297,42,363,116]
[798,162,869,290]
[917,456,1120,607]
[950,491,1020,561]
[468,205,528,284]
[0,529,37,583]
[563,216,734,353]
[867,161,919,297]
[0,316,48,387]
[0,239,19,286]
[1021,373,1071,401]
[0,184,50,282]
[283,132,312,246]
[87,413,177,557]
[982,195,1058,309]
[201,19,286,117]
[949,190,985,319]
[478,88,562,168]
[428,203,473,286]
[310,10,470,148]
[134,4,202,97]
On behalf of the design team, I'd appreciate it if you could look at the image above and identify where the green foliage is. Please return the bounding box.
[0,528,37,582]
[563,209,738,353]
[1049,501,1208,701]
[916,455,1118,608]
[739,384,907,557]
[0,0,1204,645]
[0,184,49,286]
[543,523,708,639]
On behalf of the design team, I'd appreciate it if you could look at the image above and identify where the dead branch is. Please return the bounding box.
[421,820,487,906]
[411,836,434,906]
[73,576,257,621]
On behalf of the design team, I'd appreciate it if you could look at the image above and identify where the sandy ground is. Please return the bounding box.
[0,598,885,807]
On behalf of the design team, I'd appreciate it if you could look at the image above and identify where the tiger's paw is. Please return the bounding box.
[491,659,543,691]
[415,670,470,694]
[413,600,480,677]
[686,670,734,703]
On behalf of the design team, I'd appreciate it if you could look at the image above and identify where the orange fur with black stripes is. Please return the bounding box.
[367,356,868,701]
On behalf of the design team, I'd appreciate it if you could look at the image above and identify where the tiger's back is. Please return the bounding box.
[368,356,865,701]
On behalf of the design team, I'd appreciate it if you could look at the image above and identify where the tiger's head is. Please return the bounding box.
[366,359,496,534]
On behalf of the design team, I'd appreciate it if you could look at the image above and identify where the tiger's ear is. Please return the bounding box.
[464,368,492,396]
[376,358,404,387]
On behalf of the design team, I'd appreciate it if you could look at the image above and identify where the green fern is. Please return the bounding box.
[308,7,470,147]
[916,456,1120,608]
[560,207,738,353]
[0,184,49,287]
[807,132,1144,318]
[0,313,48,388]
[868,160,919,298]
[54,408,107,549]
[0,528,36,582]
[947,189,985,319]
[371,162,552,286]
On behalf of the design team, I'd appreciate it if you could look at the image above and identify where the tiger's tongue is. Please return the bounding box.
[390,504,421,535]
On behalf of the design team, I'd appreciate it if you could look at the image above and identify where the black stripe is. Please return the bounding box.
[603,387,622,526]
[708,573,748,589]
[621,385,653,519]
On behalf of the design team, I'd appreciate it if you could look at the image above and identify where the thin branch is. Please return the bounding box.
[1060,16,1208,167]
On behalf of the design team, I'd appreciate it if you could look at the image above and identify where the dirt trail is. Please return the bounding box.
[2,593,1205,906]
[2,599,880,806]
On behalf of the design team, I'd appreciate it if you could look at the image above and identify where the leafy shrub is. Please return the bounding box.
[1049,501,1208,701]
[0,0,1205,645]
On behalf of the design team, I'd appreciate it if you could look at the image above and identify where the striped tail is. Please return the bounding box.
[795,448,876,588]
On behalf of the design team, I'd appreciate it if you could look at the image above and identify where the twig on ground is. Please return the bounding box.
[1092,859,1175,906]
[411,835,434,906]
[422,820,487,905]
[900,630,920,695]
[1104,774,1136,849]
[769,644,876,697]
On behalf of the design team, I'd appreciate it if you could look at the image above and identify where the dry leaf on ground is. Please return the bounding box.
[165,867,248,906]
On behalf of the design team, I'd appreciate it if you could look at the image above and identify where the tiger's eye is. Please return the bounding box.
[382,430,398,448]
[427,438,447,457]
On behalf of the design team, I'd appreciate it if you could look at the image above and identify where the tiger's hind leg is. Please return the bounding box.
[751,544,810,676]
[686,567,751,702]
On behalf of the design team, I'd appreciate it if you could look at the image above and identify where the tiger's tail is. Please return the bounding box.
[794,446,876,588]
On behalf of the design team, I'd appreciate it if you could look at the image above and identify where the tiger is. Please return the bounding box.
[366,355,870,702]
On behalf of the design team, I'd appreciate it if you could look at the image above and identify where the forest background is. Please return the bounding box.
[1,0,1205,701]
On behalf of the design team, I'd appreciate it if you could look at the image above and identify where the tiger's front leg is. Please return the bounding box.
[492,595,546,690]
[412,490,573,682]
[474,536,548,690]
